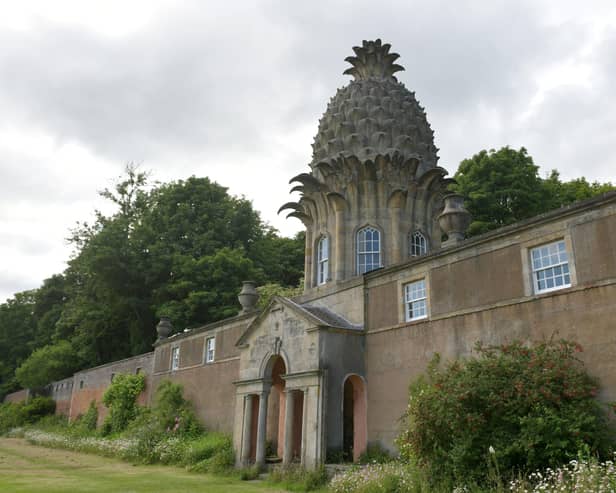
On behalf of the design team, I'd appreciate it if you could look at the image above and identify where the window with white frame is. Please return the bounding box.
[357,226,381,274]
[404,279,428,321]
[205,336,216,363]
[171,347,180,370]
[410,231,428,257]
[317,235,329,285]
[531,240,571,294]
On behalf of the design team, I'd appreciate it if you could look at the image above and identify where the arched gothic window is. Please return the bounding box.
[317,235,329,285]
[410,231,428,257]
[357,226,381,274]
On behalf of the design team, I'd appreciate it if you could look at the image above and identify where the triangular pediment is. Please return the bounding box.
[236,296,326,348]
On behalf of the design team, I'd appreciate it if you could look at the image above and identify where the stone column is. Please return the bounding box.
[391,206,401,264]
[304,228,313,290]
[241,394,254,465]
[283,390,295,465]
[334,208,345,281]
[255,388,270,467]
[389,190,405,265]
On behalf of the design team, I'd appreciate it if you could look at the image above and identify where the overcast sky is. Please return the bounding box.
[1,0,615,303]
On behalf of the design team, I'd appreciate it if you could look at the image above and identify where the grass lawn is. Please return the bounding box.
[0,437,286,493]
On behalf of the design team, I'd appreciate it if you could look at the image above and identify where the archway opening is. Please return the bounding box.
[343,375,367,462]
[267,355,286,459]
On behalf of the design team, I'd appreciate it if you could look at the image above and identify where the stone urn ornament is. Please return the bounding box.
[156,317,173,341]
[438,193,472,247]
[238,281,259,314]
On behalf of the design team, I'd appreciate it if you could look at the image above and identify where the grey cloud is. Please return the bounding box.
[0,0,615,300]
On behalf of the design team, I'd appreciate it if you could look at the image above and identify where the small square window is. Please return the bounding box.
[205,336,216,363]
[79,380,84,389]
[110,373,115,382]
[135,367,142,375]
[171,347,180,370]
[531,240,571,294]
[404,279,428,321]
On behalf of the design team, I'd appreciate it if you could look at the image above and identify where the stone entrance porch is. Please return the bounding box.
[233,354,324,468]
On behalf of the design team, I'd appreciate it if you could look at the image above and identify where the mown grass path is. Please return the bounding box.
[0,438,284,493]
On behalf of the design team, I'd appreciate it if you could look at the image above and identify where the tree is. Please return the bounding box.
[451,147,546,236]
[2,168,305,391]
[542,170,614,210]
[15,340,81,389]
[452,147,614,237]
[397,339,614,486]
[0,290,37,398]
[135,176,303,332]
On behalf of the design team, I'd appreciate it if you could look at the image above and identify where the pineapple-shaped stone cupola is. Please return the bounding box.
[280,39,456,290]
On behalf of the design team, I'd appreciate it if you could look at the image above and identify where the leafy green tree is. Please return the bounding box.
[542,170,614,210]
[2,167,304,392]
[32,274,68,348]
[250,230,305,288]
[0,290,37,398]
[397,339,614,486]
[15,340,81,389]
[451,147,546,235]
[155,247,259,330]
[452,147,614,237]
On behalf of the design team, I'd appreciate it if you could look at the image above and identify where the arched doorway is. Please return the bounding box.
[342,374,367,462]
[262,353,304,463]
[269,356,286,458]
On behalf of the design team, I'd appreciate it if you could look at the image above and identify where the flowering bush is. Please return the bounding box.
[24,429,135,457]
[397,339,615,485]
[510,455,616,492]
[329,463,417,493]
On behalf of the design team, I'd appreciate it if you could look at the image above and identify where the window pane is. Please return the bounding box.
[357,227,381,274]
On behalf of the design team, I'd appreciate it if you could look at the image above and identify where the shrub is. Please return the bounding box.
[184,432,231,463]
[21,396,56,423]
[397,338,615,485]
[101,373,145,435]
[35,414,69,431]
[75,400,98,433]
[359,443,394,464]
[185,434,235,473]
[329,462,435,493]
[510,454,616,492]
[238,465,260,480]
[0,402,24,434]
[124,408,166,463]
[268,464,328,492]
[0,397,56,433]
[153,380,201,436]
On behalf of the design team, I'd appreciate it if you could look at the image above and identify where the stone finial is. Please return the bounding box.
[238,281,259,314]
[156,317,173,341]
[438,194,472,248]
[343,39,404,80]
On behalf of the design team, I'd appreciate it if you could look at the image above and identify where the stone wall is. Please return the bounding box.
[69,352,154,424]
[46,376,75,416]
[363,195,616,450]
[152,314,253,433]
[3,389,29,404]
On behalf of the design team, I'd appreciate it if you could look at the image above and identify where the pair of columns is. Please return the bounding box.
[240,388,300,466]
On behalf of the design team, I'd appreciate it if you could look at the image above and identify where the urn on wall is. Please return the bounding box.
[156,317,173,341]
[238,281,259,314]
[438,193,472,248]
